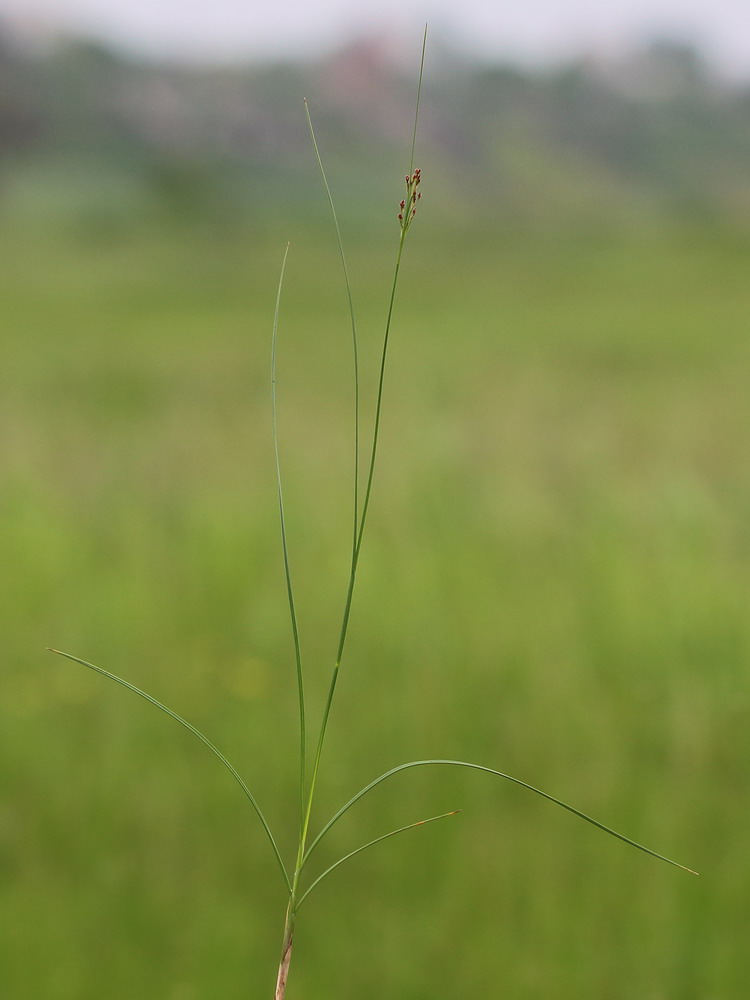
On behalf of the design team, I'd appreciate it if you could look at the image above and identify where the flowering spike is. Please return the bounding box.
[397,168,423,233]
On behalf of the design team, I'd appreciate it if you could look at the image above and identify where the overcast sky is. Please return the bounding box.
[3,0,750,75]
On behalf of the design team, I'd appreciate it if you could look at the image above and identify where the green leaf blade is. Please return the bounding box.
[306,759,698,876]
[272,244,307,838]
[296,809,460,909]
[47,648,292,892]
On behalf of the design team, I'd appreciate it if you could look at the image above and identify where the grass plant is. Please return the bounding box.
[46,29,697,998]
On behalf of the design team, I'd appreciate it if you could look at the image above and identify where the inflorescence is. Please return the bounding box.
[398,168,422,233]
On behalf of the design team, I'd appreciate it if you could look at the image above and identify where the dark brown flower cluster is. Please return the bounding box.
[398,168,422,233]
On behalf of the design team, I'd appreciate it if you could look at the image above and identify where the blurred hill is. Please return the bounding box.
[3,25,750,231]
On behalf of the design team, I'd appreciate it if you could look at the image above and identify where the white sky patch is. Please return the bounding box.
[1,0,750,75]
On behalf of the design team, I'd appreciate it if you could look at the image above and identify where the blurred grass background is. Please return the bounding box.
[1,27,749,1000]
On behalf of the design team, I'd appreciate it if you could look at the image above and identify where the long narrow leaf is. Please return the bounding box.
[294,106,363,856]
[296,809,460,909]
[304,759,698,876]
[48,648,292,892]
[272,244,307,834]
[304,100,360,557]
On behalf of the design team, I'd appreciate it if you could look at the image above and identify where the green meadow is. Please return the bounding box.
[2,198,749,997]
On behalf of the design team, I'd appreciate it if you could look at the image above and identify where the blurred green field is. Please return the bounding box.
[1,201,748,998]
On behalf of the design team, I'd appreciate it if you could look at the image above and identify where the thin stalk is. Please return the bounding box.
[274,813,308,998]
[271,244,307,836]
[47,648,292,892]
[296,229,407,872]
[355,230,407,560]
[274,32,430,997]
[273,126,411,1000]
[274,903,295,1000]
[297,29,426,881]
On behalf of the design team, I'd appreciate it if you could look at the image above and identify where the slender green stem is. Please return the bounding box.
[295,229,408,878]
[408,26,428,179]
[47,648,292,892]
[304,100,360,558]
[296,35,426,879]
[302,759,698,875]
[274,39,431,990]
[355,230,406,560]
[271,244,307,837]
[296,809,460,909]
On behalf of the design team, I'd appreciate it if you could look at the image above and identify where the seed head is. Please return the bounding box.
[398,168,422,233]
